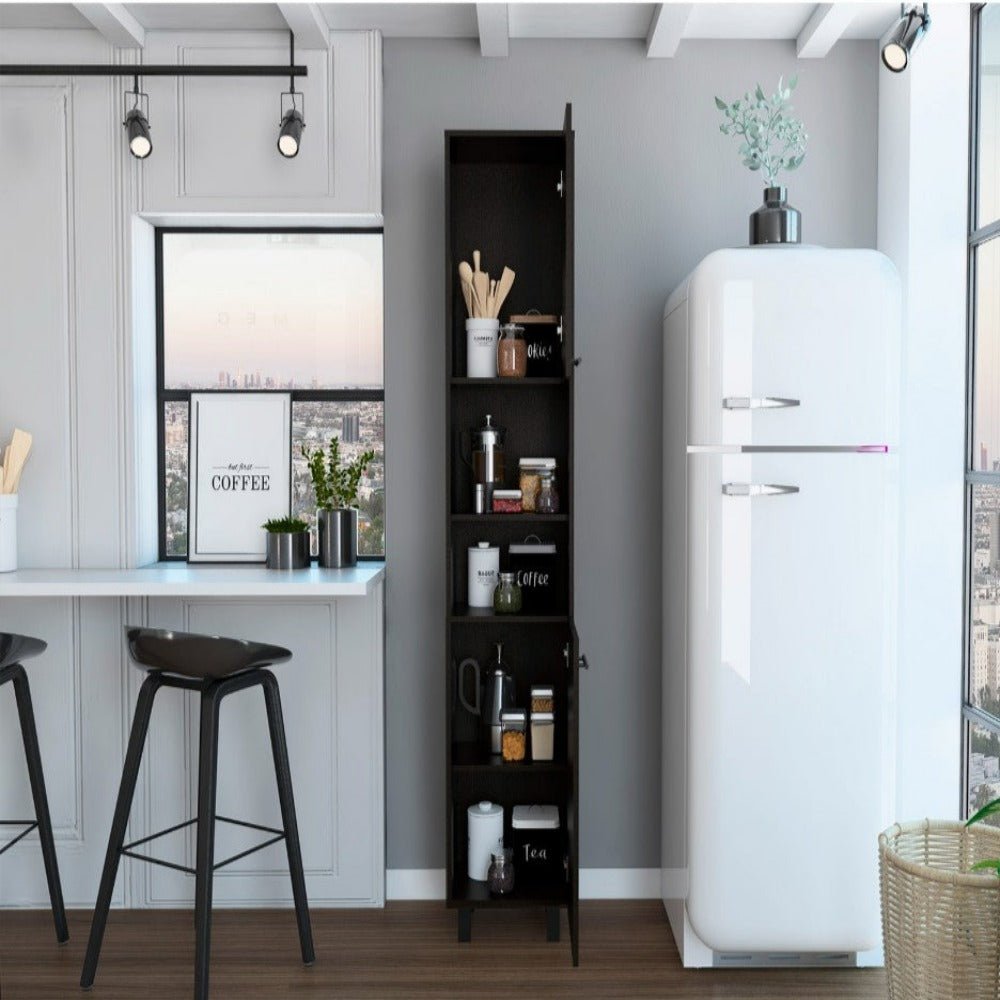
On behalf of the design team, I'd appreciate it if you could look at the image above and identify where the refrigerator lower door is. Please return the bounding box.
[686,450,897,953]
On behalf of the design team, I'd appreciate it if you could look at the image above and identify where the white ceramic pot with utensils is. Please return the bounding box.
[467,801,504,881]
[467,541,500,608]
[466,319,500,378]
[0,494,17,573]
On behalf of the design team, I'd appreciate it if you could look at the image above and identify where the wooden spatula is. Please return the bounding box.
[494,267,516,317]
[472,251,490,319]
[458,262,475,316]
[4,429,32,494]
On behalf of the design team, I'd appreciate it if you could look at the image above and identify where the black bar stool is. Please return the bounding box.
[81,627,315,999]
[0,632,69,944]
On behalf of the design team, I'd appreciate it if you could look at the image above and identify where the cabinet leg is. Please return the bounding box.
[457,908,473,943]
[546,906,561,942]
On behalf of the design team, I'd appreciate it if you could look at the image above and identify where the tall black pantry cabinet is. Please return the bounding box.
[444,106,581,966]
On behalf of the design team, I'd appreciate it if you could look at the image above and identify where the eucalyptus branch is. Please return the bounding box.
[715,75,808,187]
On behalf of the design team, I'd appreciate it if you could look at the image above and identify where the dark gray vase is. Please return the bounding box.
[318,508,358,568]
[749,186,801,246]
[265,531,310,570]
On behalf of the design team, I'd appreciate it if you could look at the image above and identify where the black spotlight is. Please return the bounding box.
[278,102,305,158]
[123,78,151,159]
[881,3,930,73]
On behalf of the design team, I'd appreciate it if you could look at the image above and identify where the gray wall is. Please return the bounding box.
[383,38,879,869]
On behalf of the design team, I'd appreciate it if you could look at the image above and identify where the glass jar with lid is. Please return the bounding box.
[536,471,560,514]
[497,323,527,378]
[487,847,515,895]
[500,709,527,762]
[493,572,523,614]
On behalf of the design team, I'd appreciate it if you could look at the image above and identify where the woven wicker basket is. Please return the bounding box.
[879,819,1000,1000]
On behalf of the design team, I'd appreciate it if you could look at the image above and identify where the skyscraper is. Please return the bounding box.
[342,413,360,444]
[991,510,1000,573]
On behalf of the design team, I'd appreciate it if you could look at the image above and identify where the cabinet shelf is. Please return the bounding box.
[450,605,568,625]
[450,513,568,524]
[450,377,567,387]
[451,743,569,773]
[448,873,570,909]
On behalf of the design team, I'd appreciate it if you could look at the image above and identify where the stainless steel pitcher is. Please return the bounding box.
[458,643,515,754]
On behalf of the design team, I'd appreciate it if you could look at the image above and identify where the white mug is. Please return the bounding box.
[0,494,18,573]
[466,319,500,378]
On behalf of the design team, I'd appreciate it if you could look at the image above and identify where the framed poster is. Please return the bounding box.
[188,392,291,563]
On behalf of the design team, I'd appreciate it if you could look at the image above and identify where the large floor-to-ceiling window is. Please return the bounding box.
[966,4,1000,823]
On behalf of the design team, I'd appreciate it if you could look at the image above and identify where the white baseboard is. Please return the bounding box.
[386,868,447,900]
[386,868,663,901]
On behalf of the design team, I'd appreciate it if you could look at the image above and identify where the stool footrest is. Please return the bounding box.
[0,819,39,856]
[120,815,286,875]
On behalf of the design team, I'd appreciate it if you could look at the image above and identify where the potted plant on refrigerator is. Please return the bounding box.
[262,516,311,570]
[879,796,1000,999]
[303,437,375,568]
[715,75,808,245]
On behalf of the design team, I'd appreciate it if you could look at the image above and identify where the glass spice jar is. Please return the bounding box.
[497,324,527,378]
[487,847,515,895]
[493,572,523,614]
[536,471,560,514]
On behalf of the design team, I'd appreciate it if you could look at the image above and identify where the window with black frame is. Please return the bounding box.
[967,4,1000,824]
[156,229,385,560]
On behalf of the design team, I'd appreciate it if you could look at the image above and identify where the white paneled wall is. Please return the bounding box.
[0,27,384,909]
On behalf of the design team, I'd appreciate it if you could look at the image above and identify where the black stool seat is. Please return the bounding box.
[0,632,68,945]
[126,627,291,679]
[0,633,47,671]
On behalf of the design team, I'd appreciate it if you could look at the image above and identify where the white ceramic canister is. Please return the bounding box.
[466,318,500,378]
[0,494,17,573]
[467,800,504,881]
[467,541,500,608]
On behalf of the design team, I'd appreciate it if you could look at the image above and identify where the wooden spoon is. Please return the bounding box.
[494,267,516,317]
[487,279,498,319]
[5,429,32,494]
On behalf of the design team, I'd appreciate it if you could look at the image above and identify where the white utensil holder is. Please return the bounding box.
[466,319,500,378]
[0,494,18,573]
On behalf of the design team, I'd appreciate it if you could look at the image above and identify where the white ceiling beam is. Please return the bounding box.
[796,3,857,58]
[646,4,693,58]
[72,4,144,48]
[277,3,329,50]
[476,4,509,58]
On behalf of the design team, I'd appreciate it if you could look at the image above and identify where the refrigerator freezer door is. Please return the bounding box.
[685,450,897,953]
[684,248,900,447]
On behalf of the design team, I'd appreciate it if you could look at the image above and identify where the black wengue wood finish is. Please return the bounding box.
[445,107,579,965]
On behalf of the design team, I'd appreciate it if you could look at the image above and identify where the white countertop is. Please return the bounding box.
[0,562,386,597]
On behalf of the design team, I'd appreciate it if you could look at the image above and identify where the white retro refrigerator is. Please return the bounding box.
[661,247,900,967]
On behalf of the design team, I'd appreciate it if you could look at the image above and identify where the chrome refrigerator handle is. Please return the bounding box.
[722,483,800,497]
[722,396,800,410]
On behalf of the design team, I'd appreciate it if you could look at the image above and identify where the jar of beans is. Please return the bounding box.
[518,458,555,512]
[500,710,527,762]
[497,324,527,378]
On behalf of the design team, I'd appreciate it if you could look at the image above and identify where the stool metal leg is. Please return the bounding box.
[261,670,315,966]
[193,683,222,1000]
[81,672,163,989]
[8,663,69,944]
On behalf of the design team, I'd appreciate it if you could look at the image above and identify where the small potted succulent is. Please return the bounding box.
[262,516,311,570]
[302,437,375,568]
[715,75,808,245]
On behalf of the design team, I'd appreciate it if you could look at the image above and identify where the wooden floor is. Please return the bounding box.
[0,902,887,999]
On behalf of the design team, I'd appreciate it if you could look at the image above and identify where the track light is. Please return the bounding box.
[123,78,151,159]
[277,30,304,159]
[278,103,304,158]
[881,4,930,73]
